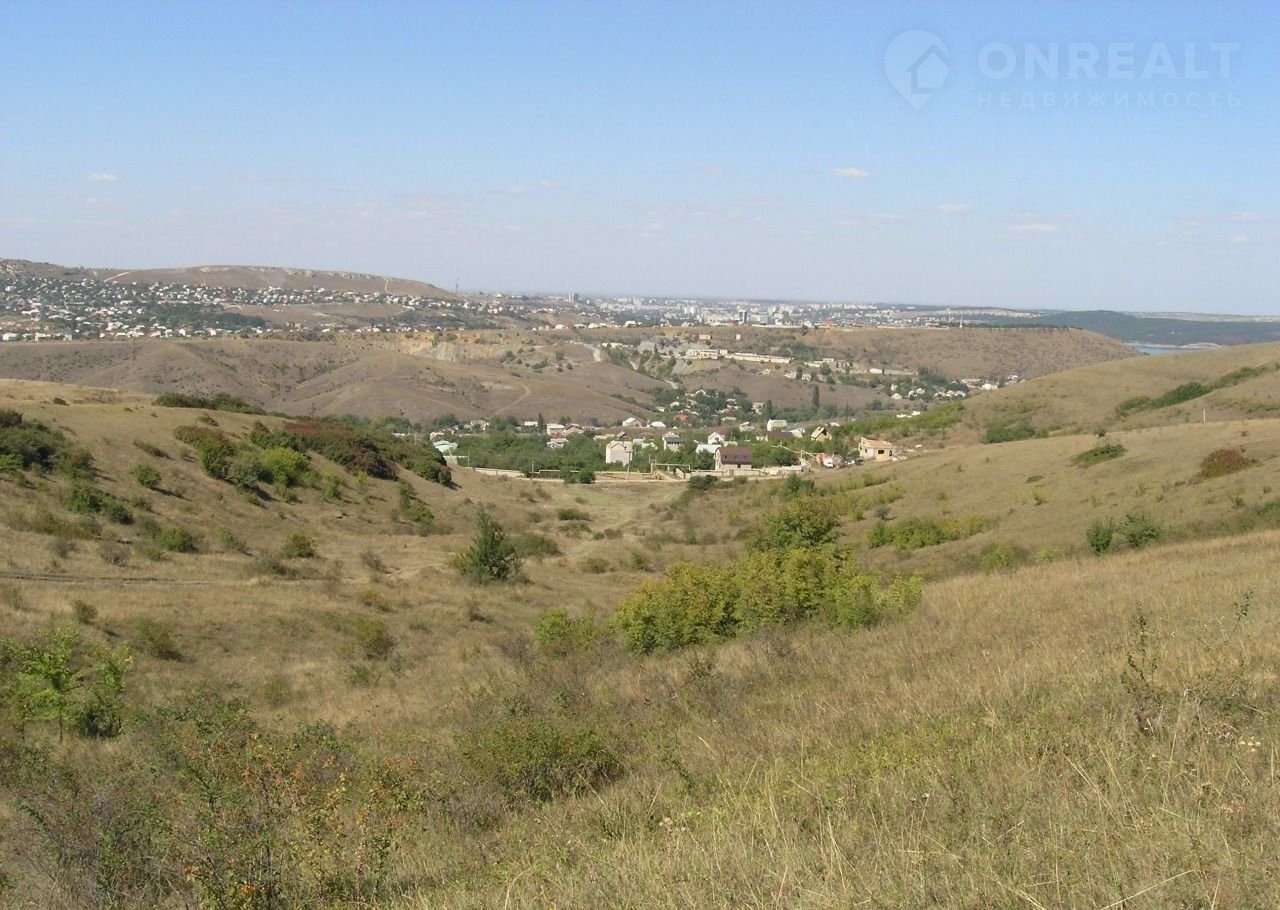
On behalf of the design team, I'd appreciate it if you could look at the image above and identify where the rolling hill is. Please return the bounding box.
[1,370,1280,907]
[0,324,1137,426]
[0,258,456,299]
[938,340,1280,443]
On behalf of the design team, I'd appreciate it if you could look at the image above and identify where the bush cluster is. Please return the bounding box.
[1072,442,1127,467]
[284,420,451,485]
[983,420,1039,444]
[866,515,990,551]
[612,547,922,654]
[153,392,264,413]
[0,410,94,477]
[64,483,134,525]
[1088,513,1164,555]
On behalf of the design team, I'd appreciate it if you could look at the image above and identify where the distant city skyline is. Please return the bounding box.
[2,1,1277,313]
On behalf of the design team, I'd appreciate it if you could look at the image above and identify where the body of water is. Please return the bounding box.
[1129,344,1212,356]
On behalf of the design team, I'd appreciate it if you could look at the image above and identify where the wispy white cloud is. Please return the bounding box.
[1011,223,1059,234]
[1228,211,1269,223]
[1231,233,1251,244]
[934,203,971,215]
[833,166,870,178]
[88,173,120,183]
[539,179,560,189]
[832,213,907,228]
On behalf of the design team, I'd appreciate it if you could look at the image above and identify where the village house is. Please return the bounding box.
[661,433,683,452]
[604,439,633,466]
[857,436,900,462]
[706,431,727,445]
[715,445,754,473]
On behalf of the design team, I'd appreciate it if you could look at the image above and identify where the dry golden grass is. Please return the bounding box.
[945,340,1280,443]
[4,376,1280,909]
[387,532,1280,909]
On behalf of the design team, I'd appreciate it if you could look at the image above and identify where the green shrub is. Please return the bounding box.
[511,532,560,559]
[454,510,522,584]
[321,473,343,501]
[579,556,611,574]
[280,533,317,559]
[64,483,133,524]
[259,446,310,489]
[1116,381,1213,417]
[983,420,1038,444]
[154,392,264,413]
[611,548,921,654]
[780,473,815,498]
[71,600,98,625]
[463,713,622,803]
[1073,443,1127,467]
[750,500,838,552]
[132,618,181,660]
[533,609,598,652]
[0,411,94,476]
[556,507,590,522]
[1118,513,1163,549]
[350,617,396,660]
[979,543,1025,572]
[129,463,162,489]
[173,425,238,482]
[214,527,249,554]
[395,482,434,534]
[152,525,199,553]
[866,515,990,551]
[1086,519,1115,555]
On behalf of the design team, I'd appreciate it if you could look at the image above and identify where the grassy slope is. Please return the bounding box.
[3,371,1280,908]
[0,380,715,740]
[398,531,1279,908]
[945,341,1280,442]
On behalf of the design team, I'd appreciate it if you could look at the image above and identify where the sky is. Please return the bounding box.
[2,1,1278,312]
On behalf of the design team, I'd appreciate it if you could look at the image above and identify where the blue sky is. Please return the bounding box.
[2,1,1277,312]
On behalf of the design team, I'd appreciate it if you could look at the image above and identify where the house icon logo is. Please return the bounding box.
[884,30,950,109]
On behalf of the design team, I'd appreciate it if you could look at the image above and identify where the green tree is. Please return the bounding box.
[454,509,522,584]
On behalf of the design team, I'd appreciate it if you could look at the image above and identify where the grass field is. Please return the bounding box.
[2,369,1279,909]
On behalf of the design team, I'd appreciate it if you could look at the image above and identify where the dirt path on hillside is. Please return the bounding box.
[492,381,532,415]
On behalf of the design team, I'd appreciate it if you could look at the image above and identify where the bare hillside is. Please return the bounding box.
[943,341,1280,442]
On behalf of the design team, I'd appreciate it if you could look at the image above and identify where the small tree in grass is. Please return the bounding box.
[454,509,522,584]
